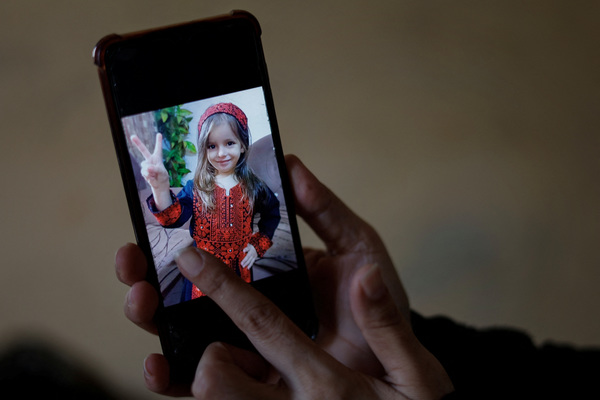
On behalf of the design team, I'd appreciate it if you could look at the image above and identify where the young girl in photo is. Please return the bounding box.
[132,103,281,301]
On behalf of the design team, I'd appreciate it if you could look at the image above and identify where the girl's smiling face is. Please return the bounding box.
[206,122,244,177]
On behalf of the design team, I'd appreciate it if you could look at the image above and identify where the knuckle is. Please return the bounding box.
[200,264,231,297]
[365,301,404,331]
[237,301,285,343]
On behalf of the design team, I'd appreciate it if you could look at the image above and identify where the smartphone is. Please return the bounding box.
[93,11,318,383]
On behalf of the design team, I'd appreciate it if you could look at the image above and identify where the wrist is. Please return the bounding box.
[152,188,173,211]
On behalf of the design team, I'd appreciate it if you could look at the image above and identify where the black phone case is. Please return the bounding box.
[93,11,317,383]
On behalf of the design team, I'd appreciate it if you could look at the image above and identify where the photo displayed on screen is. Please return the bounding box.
[121,87,298,306]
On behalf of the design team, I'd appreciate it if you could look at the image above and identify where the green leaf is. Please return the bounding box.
[185,141,197,153]
[161,110,169,123]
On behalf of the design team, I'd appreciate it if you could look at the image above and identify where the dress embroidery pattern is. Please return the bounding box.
[148,181,279,300]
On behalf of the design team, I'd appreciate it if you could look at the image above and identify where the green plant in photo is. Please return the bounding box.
[154,105,197,187]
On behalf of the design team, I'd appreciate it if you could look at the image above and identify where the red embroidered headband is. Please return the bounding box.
[198,103,248,133]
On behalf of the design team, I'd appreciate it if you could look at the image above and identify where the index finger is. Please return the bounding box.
[174,247,326,386]
[131,135,153,160]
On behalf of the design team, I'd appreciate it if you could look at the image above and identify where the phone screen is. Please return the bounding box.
[121,86,299,307]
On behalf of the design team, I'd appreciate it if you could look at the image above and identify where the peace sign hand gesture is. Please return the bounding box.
[131,134,172,210]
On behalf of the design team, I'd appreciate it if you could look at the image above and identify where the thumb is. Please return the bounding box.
[349,264,453,397]
[349,264,419,371]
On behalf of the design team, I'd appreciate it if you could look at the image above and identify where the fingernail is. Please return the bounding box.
[143,356,152,379]
[125,287,137,316]
[125,289,132,311]
[174,247,204,278]
[360,264,387,301]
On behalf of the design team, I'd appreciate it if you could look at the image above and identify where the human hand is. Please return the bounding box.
[115,244,453,399]
[240,244,257,269]
[175,246,453,399]
[131,134,171,209]
[114,155,450,396]
[286,155,410,376]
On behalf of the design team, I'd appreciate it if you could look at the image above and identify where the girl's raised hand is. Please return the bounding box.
[131,134,172,210]
[131,134,170,193]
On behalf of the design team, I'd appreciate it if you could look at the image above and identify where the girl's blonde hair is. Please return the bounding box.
[193,112,264,210]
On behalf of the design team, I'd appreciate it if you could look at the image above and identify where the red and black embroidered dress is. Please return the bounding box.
[147,180,280,300]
